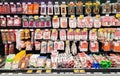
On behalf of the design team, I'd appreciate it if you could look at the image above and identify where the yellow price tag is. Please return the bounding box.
[54,16,58,19]
[46,69,51,73]
[74,69,79,73]
[27,70,33,73]
[71,15,75,18]
[36,70,42,73]
[79,15,84,19]
[79,70,85,73]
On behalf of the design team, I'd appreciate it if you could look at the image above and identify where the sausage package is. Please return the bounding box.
[47,41,54,53]
[40,2,46,15]
[94,15,101,28]
[89,29,97,41]
[61,2,67,15]
[76,2,83,15]
[85,16,93,28]
[75,29,81,40]
[43,29,51,40]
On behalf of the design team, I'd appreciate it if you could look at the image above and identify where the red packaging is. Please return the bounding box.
[7,15,14,26]
[14,15,21,26]
[0,16,6,27]
[5,44,8,55]
[4,2,10,14]
[9,44,14,54]
[22,16,29,27]
[29,16,34,27]
[90,41,99,52]
[10,2,16,14]
[16,2,22,14]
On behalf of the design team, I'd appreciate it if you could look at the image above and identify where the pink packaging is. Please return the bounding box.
[60,29,66,40]
[7,15,13,26]
[10,2,16,14]
[67,29,74,40]
[14,15,21,26]
[43,29,51,40]
[85,16,93,28]
[0,16,6,27]
[51,29,58,40]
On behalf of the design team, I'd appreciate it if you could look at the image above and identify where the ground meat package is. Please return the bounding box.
[77,15,85,28]
[60,29,66,40]
[51,29,58,40]
[52,16,59,28]
[69,15,77,28]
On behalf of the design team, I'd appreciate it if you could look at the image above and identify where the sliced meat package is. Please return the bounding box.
[67,29,74,40]
[77,15,85,28]
[52,16,59,28]
[85,16,93,28]
[75,29,81,40]
[51,29,58,40]
[79,41,88,52]
[90,41,99,52]
[69,15,77,28]
[60,29,66,40]
[43,29,51,40]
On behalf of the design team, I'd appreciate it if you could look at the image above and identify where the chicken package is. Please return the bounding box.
[7,15,14,26]
[40,2,46,15]
[51,29,58,40]
[39,16,45,27]
[67,29,74,40]
[102,41,111,51]
[71,42,77,55]
[37,56,46,68]
[101,16,111,26]
[89,29,97,41]
[75,29,81,40]
[65,41,71,55]
[47,41,54,53]
[93,15,101,28]
[90,41,99,52]
[45,16,51,27]
[35,41,41,51]
[47,1,53,15]
[77,15,85,28]
[69,15,77,28]
[14,15,21,26]
[60,16,67,28]
[81,28,88,40]
[60,29,66,40]
[54,41,59,50]
[52,16,59,28]
[46,59,52,69]
[43,29,51,40]
[76,1,83,15]
[58,41,64,50]
[22,16,29,27]
[29,16,34,27]
[54,2,60,15]
[85,2,92,15]
[85,16,93,28]
[29,54,39,67]
[22,2,28,14]
[0,16,6,27]
[41,41,47,53]
[68,2,75,15]
[112,41,120,52]
[25,41,32,50]
[60,2,67,15]
[93,1,100,15]
[79,41,88,52]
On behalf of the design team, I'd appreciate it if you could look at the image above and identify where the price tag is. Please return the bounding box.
[74,69,79,73]
[46,69,51,73]
[79,70,85,73]
[26,70,33,73]
[36,70,42,73]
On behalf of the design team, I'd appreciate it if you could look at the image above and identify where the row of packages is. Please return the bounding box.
[4,51,120,69]
[0,1,120,15]
[1,15,120,28]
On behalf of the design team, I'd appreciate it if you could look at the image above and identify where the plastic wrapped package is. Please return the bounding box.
[20,29,25,40]
[41,41,47,53]
[45,16,51,27]
[47,41,54,53]
[85,16,93,28]
[24,29,30,39]
[69,15,77,28]
[85,2,92,15]
[51,29,58,40]
[93,15,101,28]
[89,29,97,41]
[67,29,74,40]
[4,44,8,55]
[90,41,99,52]
[65,41,71,55]
[9,44,14,54]
[22,16,29,27]
[47,1,53,15]
[39,16,45,27]
[60,29,66,40]
[29,54,39,67]
[43,29,51,40]
[10,2,16,14]
[0,3,3,14]
[40,2,46,15]
[34,16,40,27]
[112,41,120,52]
[1,30,7,44]
[51,53,58,69]
[114,28,120,40]
[93,2,100,14]
[52,16,59,28]
[54,2,60,15]
[35,41,41,51]
[20,41,26,49]
[58,41,64,50]
[16,2,22,14]
[112,3,118,13]
[46,59,52,69]
[0,16,6,27]
[110,16,117,26]
[33,3,39,14]
[29,16,34,27]
[76,1,83,15]
[54,41,59,50]
[60,16,67,28]
[7,15,13,26]
[61,2,67,15]
[68,2,75,15]
[14,15,21,26]
[101,16,111,26]
[77,15,85,28]
[75,29,81,40]
[27,2,33,14]
[79,41,88,52]
[115,14,120,26]
[81,28,88,40]
[22,2,28,14]
[71,42,77,55]
[4,2,10,14]
[74,56,82,68]
[37,56,46,68]
[102,41,111,51]
[25,41,32,50]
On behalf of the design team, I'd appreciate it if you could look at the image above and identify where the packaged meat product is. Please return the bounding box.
[112,41,120,52]
[9,44,14,54]
[10,30,16,42]
[22,2,27,14]
[29,54,39,67]
[46,59,52,69]
[93,1,100,14]
[22,16,29,27]
[52,16,59,28]
[0,3,3,14]
[16,2,22,14]
[85,16,93,28]
[94,15,101,28]
[10,2,16,14]
[67,29,74,40]
[54,2,60,15]
[61,2,67,15]
[47,41,54,53]
[37,56,46,68]
[33,3,39,14]
[69,15,77,28]
[29,16,34,27]
[77,15,85,28]
[24,29,30,39]
[71,42,77,55]
[81,28,88,40]
[34,16,40,27]
[114,28,120,40]
[45,16,51,27]
[76,1,83,15]
[20,41,26,49]
[27,2,33,14]
[41,41,47,53]
[75,29,81,40]
[65,41,71,55]
[20,29,25,40]
[112,3,118,13]
[25,41,32,50]
[35,41,41,51]
[79,41,88,52]
[102,41,111,51]
[54,41,59,50]
[43,29,51,40]
[7,30,11,43]
[40,2,46,15]
[89,29,97,41]
[39,16,45,27]
[85,2,92,15]
[58,41,64,50]
[1,30,7,44]
[7,15,13,26]
[98,28,104,41]
[14,15,21,26]
[68,2,75,15]
[60,29,66,40]
[101,0,111,14]
[4,2,10,14]
[60,16,67,28]
[51,29,58,40]
[47,1,53,15]
[0,16,6,27]
[51,54,58,69]
[90,41,99,52]
[35,29,43,40]
[5,44,8,55]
